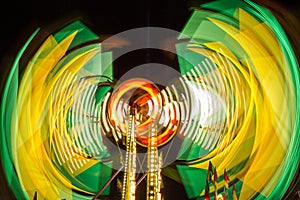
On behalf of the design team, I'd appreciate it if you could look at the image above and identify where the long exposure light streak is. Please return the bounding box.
[0,0,299,199]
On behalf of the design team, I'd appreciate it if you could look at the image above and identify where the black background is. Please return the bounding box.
[0,0,299,199]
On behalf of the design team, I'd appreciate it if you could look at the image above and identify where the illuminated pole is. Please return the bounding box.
[146,123,163,200]
[121,107,137,200]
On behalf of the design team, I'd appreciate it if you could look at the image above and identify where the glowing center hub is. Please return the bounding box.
[107,78,179,147]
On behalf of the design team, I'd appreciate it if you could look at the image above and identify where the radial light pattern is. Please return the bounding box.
[0,0,299,200]
[1,21,114,199]
[174,0,300,199]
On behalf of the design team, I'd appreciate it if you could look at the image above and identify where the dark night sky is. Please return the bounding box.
[0,0,190,58]
[0,0,299,64]
[0,0,299,199]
